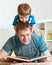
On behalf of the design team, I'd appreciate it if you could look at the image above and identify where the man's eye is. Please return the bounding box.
[27,34,29,36]
[21,35,24,37]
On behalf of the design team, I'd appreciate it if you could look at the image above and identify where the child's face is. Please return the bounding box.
[19,15,29,23]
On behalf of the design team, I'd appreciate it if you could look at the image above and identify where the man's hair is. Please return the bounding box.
[17,3,31,16]
[15,21,32,33]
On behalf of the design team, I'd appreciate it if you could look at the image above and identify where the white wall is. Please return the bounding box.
[0,0,52,48]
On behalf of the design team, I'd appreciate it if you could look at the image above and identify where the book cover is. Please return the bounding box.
[7,55,49,62]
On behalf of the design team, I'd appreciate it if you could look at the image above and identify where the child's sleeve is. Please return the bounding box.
[13,15,19,26]
[31,15,36,25]
[29,14,36,25]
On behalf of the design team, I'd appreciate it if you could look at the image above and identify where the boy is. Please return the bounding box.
[13,3,35,30]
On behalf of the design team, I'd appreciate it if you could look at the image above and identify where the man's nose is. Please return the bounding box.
[24,36,28,40]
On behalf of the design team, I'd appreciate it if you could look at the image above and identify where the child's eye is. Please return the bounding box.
[20,17,23,19]
[25,17,27,19]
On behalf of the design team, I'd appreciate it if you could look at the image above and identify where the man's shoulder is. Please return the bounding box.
[7,35,20,45]
[31,28,42,49]
[8,35,17,41]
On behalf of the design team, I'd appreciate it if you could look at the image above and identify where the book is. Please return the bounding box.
[7,55,49,62]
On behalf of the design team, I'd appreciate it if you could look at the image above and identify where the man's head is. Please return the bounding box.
[15,21,32,44]
[17,3,31,22]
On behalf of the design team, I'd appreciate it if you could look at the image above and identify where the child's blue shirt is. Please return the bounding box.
[13,14,36,26]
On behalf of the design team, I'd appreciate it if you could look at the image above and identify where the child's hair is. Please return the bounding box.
[17,3,31,16]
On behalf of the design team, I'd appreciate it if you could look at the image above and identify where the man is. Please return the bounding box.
[0,21,52,62]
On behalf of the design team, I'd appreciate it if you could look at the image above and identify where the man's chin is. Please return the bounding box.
[23,41,29,45]
[24,43,29,45]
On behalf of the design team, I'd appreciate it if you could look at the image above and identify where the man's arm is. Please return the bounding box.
[40,50,52,62]
[0,49,10,61]
[0,49,9,58]
[35,27,52,62]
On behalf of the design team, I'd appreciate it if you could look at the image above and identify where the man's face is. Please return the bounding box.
[19,15,29,22]
[17,28,32,44]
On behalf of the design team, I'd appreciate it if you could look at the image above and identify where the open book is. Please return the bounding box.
[7,55,49,62]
